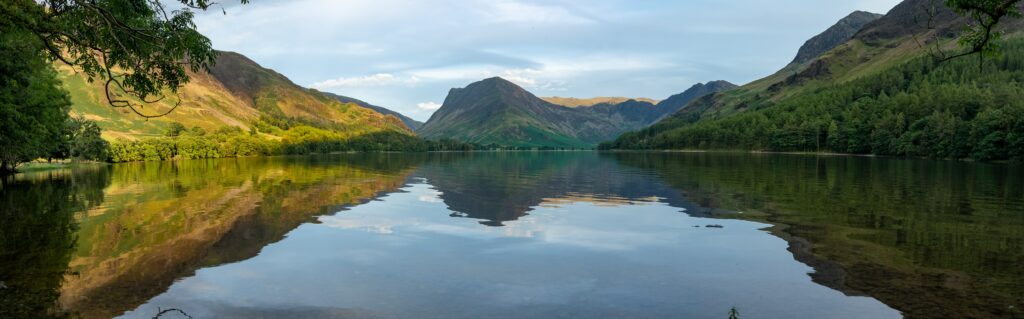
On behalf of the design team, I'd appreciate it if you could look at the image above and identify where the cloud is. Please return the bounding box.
[416,102,443,111]
[309,73,419,89]
[481,1,596,25]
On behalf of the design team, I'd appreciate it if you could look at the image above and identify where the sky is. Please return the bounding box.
[194,0,902,121]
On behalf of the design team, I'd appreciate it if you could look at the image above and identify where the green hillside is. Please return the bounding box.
[602,1,1024,161]
[61,51,412,141]
[418,77,614,148]
[320,92,424,131]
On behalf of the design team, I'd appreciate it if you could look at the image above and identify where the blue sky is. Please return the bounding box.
[195,0,902,121]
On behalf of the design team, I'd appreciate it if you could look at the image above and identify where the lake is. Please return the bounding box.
[1,152,1021,319]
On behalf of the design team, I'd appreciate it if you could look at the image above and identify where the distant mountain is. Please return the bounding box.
[789,11,883,66]
[62,51,411,139]
[418,77,736,148]
[320,92,423,131]
[543,96,659,108]
[418,77,611,148]
[654,81,739,115]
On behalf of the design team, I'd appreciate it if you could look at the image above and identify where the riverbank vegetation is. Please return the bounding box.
[107,124,481,162]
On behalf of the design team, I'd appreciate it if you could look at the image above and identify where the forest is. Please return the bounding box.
[601,39,1024,161]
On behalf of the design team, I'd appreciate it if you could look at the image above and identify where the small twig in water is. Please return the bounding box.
[153,307,193,319]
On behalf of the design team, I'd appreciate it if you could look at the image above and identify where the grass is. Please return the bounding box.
[15,161,107,173]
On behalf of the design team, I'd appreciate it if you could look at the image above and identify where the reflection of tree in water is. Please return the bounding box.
[0,167,110,318]
[611,152,1024,319]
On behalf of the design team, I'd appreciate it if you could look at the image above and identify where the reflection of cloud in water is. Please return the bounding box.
[416,180,446,203]
[539,193,665,208]
[319,182,686,251]
[124,299,383,319]
[489,280,598,305]
[418,195,444,203]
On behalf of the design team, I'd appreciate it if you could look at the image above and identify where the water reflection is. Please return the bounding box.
[0,167,109,318]
[0,152,1020,319]
[52,155,416,318]
[122,182,897,319]
[417,152,723,226]
[612,152,1024,319]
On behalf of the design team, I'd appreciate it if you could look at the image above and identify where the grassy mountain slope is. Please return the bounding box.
[543,96,658,107]
[320,92,423,131]
[61,51,411,141]
[603,1,1024,161]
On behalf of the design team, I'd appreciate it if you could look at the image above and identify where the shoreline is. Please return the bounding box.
[600,149,1018,163]
[12,149,1015,171]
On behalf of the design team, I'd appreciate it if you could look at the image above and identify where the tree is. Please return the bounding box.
[0,0,248,118]
[0,27,71,175]
[67,117,110,161]
[165,122,187,137]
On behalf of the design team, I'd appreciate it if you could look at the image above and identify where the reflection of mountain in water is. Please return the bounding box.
[415,152,725,226]
[610,152,1024,319]
[7,152,1020,319]
[56,155,419,319]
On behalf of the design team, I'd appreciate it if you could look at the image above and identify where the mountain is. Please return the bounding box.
[654,80,739,115]
[603,2,1024,161]
[320,92,423,131]
[543,96,659,107]
[418,78,736,148]
[789,11,883,66]
[418,77,612,148]
[60,51,411,140]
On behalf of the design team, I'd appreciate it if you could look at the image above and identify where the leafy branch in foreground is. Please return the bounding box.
[914,0,1022,66]
[0,0,247,118]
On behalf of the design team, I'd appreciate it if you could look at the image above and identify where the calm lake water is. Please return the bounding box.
[1,152,1022,319]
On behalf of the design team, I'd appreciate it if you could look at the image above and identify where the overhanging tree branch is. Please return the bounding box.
[0,0,249,117]
[915,0,1023,67]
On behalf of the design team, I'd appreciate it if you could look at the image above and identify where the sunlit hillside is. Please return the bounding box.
[58,52,411,141]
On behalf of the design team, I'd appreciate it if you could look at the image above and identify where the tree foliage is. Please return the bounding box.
[164,122,187,137]
[0,0,247,117]
[107,124,484,163]
[0,27,71,175]
[945,0,1022,60]
[65,117,110,161]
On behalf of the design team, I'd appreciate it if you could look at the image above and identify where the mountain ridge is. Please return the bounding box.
[419,77,736,148]
[789,11,884,66]
[543,97,659,108]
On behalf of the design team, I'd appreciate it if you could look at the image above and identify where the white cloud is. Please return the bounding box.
[482,1,595,25]
[416,102,443,111]
[310,73,420,89]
